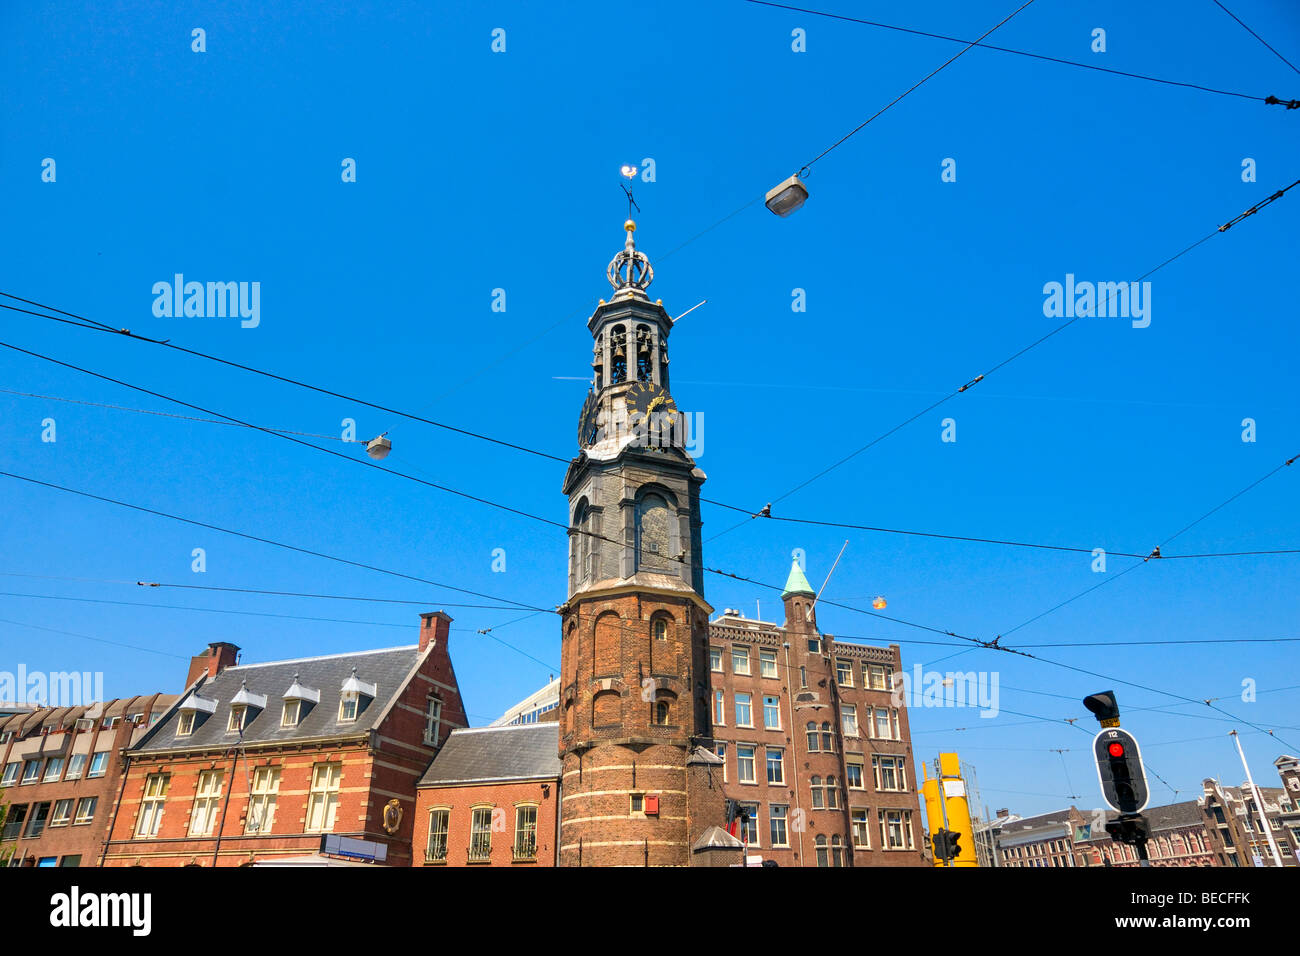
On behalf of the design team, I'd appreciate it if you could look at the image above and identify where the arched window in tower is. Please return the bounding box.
[815,835,829,868]
[653,617,668,641]
[593,613,621,677]
[610,325,628,384]
[636,493,673,572]
[653,691,675,726]
[831,834,845,867]
[635,324,653,382]
[573,499,595,585]
[806,721,819,752]
[593,689,621,728]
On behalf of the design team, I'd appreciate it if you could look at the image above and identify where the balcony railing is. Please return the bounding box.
[467,838,492,863]
[424,839,448,864]
[513,836,538,862]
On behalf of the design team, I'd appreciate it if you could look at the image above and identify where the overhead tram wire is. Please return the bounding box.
[1000,449,1300,639]
[7,364,1296,564]
[0,469,549,613]
[743,0,1296,105]
[1211,0,1300,75]
[706,180,1300,545]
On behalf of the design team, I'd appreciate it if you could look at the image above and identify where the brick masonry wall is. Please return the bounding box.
[414,779,559,866]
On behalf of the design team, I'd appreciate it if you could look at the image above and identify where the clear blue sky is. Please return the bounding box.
[1,1,1297,820]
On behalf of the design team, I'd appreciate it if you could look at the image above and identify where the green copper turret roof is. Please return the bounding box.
[781,559,815,599]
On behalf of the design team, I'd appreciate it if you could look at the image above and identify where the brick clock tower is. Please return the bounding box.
[557,219,726,866]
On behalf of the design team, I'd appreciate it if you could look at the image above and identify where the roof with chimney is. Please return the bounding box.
[129,645,423,753]
[418,723,561,787]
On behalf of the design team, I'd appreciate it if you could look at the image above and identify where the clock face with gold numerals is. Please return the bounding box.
[577,390,601,447]
[625,381,678,429]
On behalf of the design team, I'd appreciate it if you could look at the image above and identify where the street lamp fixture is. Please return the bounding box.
[765,173,808,217]
[365,435,392,460]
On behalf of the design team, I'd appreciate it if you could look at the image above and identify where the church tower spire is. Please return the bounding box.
[557,219,723,867]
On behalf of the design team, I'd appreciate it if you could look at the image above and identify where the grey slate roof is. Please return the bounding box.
[130,645,422,753]
[419,723,561,786]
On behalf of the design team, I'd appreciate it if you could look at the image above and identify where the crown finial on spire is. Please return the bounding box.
[607,218,654,295]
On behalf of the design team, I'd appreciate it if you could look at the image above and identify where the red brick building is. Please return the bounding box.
[101,611,466,867]
[413,722,561,866]
[708,563,927,866]
[1,695,177,867]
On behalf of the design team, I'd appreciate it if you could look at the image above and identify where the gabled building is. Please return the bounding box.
[707,562,926,867]
[0,695,177,867]
[101,611,466,867]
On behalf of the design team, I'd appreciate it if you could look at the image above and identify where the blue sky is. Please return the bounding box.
[1,0,1297,821]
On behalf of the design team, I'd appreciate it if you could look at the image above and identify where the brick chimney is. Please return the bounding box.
[184,642,241,688]
[419,611,453,653]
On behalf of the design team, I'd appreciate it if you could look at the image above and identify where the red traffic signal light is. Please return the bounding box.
[1108,742,1126,758]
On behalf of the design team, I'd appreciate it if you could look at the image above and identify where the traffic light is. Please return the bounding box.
[932,828,962,862]
[1083,690,1121,727]
[1093,727,1150,814]
[1105,813,1150,847]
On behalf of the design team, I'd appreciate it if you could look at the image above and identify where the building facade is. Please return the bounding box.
[1,695,177,867]
[708,565,926,867]
[414,723,561,866]
[101,611,466,867]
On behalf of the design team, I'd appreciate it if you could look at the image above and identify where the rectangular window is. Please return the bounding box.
[65,754,86,781]
[50,799,73,827]
[426,809,450,862]
[709,647,722,672]
[87,751,109,778]
[305,762,342,833]
[227,705,247,734]
[280,700,300,728]
[875,708,892,739]
[245,766,280,834]
[59,855,82,867]
[868,664,890,690]
[760,649,778,679]
[735,693,752,728]
[763,695,780,729]
[842,705,858,737]
[73,797,97,826]
[2,805,27,841]
[714,690,725,725]
[851,809,871,848]
[189,770,225,836]
[42,757,65,783]
[766,747,785,785]
[514,806,539,861]
[715,743,727,783]
[846,759,864,789]
[0,762,18,787]
[737,744,756,784]
[880,809,914,850]
[21,760,40,784]
[739,803,759,846]
[177,710,196,736]
[770,805,789,847]
[732,645,751,676]
[424,697,443,746]
[469,807,493,862]
[339,693,359,722]
[836,659,853,686]
[136,774,169,838]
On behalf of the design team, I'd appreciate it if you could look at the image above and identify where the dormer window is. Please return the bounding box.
[227,681,267,734]
[281,673,319,728]
[339,693,359,722]
[338,667,377,723]
[176,692,217,737]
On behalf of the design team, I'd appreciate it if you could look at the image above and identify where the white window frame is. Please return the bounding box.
[73,796,97,826]
[305,762,342,833]
[50,798,73,827]
[770,805,789,847]
[87,751,109,778]
[735,692,753,728]
[763,695,781,730]
[189,770,225,837]
[737,744,757,785]
[135,774,169,838]
[177,710,196,736]
[732,645,751,676]
[766,746,785,786]
[245,766,281,834]
[424,697,443,746]
[713,690,725,726]
[842,704,858,738]
[836,659,854,687]
[759,649,778,679]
